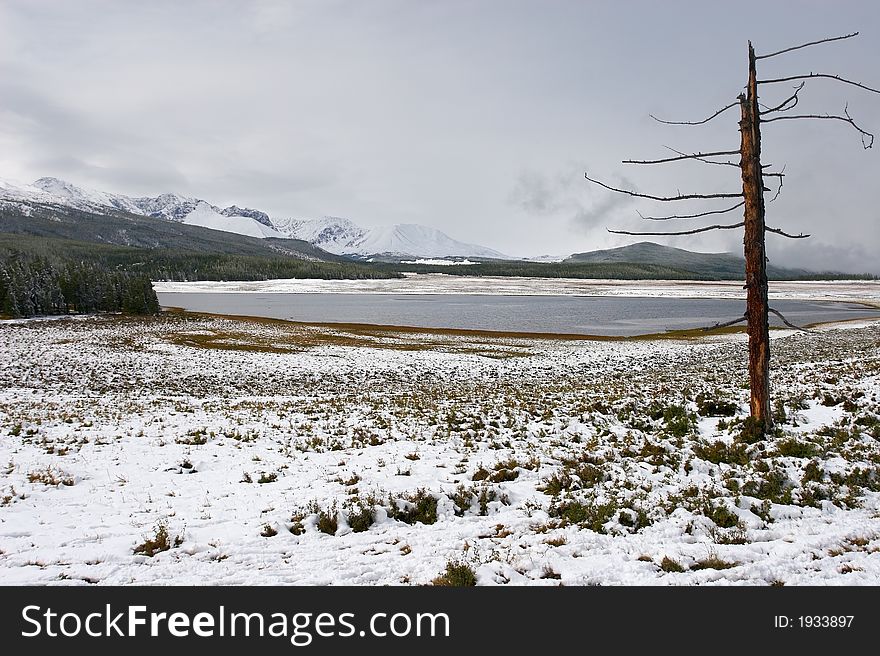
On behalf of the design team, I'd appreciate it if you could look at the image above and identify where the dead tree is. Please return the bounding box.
[585,33,877,436]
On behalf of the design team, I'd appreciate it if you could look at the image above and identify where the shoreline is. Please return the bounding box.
[159,305,880,343]
[152,276,880,305]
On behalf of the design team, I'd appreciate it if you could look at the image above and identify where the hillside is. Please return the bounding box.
[566,242,813,280]
[0,200,403,311]
[0,200,335,262]
[0,233,403,286]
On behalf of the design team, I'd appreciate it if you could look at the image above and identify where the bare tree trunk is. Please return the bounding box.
[740,42,772,432]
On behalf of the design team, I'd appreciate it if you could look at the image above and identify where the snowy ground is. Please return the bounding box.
[1,313,879,585]
[153,275,880,304]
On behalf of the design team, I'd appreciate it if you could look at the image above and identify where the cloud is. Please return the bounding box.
[508,170,562,214]
[509,167,635,232]
[0,80,189,192]
[768,239,879,275]
[0,1,877,267]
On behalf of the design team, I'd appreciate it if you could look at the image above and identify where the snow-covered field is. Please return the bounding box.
[153,275,880,305]
[1,313,879,585]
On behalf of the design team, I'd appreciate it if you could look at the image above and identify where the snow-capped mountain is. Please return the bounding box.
[274,217,507,259]
[1,176,509,259]
[271,216,367,254]
[354,223,507,259]
[31,176,147,215]
[220,205,273,228]
[130,193,201,222]
[2,177,279,241]
[185,201,284,239]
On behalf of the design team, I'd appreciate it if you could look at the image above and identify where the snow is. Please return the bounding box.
[350,223,508,259]
[400,259,481,266]
[152,276,880,304]
[271,216,366,254]
[130,192,200,222]
[31,177,147,214]
[0,176,53,202]
[182,201,285,239]
[1,176,117,214]
[272,217,508,259]
[1,312,878,585]
[520,254,568,263]
[0,178,284,240]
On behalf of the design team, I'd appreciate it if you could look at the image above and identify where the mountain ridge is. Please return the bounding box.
[275,217,508,259]
[566,241,812,279]
[0,193,336,262]
[2,176,506,260]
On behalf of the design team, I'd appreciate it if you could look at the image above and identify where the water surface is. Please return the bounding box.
[157,292,880,336]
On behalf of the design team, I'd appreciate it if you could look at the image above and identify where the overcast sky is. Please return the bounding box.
[1,0,878,270]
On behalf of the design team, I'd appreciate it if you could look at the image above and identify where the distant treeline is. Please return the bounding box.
[377,260,710,280]
[134,251,404,282]
[0,233,403,283]
[378,260,879,281]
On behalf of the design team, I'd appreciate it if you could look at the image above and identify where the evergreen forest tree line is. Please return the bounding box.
[0,250,159,317]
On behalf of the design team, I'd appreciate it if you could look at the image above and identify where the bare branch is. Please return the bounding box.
[761,105,874,148]
[637,201,745,221]
[759,82,805,115]
[649,101,739,126]
[769,308,813,332]
[766,173,785,203]
[663,146,739,167]
[756,32,859,60]
[622,149,740,165]
[758,72,880,96]
[766,226,810,239]
[584,173,743,201]
[607,222,744,237]
[701,314,748,332]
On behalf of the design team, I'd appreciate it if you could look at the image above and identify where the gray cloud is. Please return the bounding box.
[0,0,877,268]
[572,189,634,232]
[509,167,635,234]
[508,171,563,215]
[0,80,189,193]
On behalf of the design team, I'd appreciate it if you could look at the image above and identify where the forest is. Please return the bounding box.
[0,250,158,318]
[380,259,877,281]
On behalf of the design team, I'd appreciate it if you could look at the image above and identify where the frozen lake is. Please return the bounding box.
[156,292,880,336]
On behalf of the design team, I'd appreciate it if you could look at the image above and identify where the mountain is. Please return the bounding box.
[128,193,201,222]
[0,190,335,263]
[274,216,508,259]
[566,241,811,279]
[220,205,273,227]
[3,177,507,260]
[30,176,147,215]
[354,223,507,259]
[184,202,285,239]
[16,177,279,239]
[272,216,367,254]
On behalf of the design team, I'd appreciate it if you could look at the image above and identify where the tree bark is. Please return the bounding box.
[740,42,772,431]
